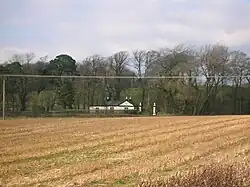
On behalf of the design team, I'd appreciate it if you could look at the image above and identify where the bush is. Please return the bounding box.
[31,105,45,117]
[139,161,250,187]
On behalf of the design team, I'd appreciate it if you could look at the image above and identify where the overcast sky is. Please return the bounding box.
[1,0,250,62]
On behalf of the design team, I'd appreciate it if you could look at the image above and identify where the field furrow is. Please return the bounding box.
[0,117,243,159]
[0,116,249,187]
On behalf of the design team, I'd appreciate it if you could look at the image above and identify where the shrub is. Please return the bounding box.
[139,161,250,187]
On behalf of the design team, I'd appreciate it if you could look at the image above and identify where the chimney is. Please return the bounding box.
[129,97,132,101]
[125,97,128,100]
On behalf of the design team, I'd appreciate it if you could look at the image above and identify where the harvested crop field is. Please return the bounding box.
[0,116,250,187]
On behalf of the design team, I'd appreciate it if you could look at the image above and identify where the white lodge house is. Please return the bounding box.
[89,97,137,114]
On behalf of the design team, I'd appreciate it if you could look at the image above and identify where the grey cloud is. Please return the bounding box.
[0,0,250,61]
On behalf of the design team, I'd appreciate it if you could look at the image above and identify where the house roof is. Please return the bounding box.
[106,100,122,106]
[107,97,135,106]
[89,97,136,107]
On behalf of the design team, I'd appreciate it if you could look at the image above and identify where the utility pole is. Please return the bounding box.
[2,77,6,120]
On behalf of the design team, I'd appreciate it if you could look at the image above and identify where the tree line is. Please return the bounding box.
[1,43,250,116]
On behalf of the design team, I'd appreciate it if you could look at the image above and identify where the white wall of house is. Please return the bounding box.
[89,106,135,111]
[89,106,106,110]
[112,106,135,110]
[89,100,136,112]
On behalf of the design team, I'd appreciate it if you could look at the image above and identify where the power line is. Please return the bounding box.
[0,74,250,79]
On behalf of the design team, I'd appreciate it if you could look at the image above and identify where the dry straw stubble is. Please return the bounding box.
[139,160,250,187]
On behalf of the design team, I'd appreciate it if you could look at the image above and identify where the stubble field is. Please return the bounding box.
[0,116,250,187]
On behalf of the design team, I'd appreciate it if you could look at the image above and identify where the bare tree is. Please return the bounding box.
[10,52,35,64]
[132,50,159,111]
[7,53,35,111]
[229,51,249,114]
[152,45,196,113]
[197,44,230,114]
[78,55,107,106]
[109,51,129,100]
